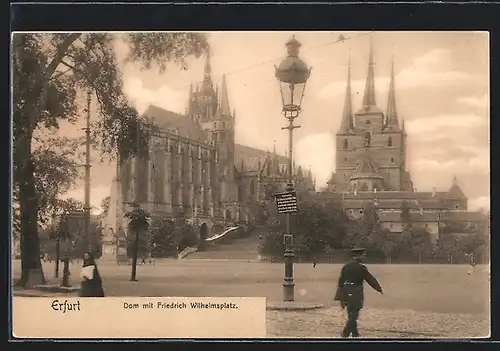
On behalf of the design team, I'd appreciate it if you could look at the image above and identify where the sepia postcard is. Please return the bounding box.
[11,31,490,339]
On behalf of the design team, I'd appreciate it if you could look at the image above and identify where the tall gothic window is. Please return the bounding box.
[180,148,185,180]
[249,179,256,196]
[343,139,349,150]
[135,157,148,202]
[153,150,165,204]
[388,136,393,147]
[121,161,131,202]
[238,185,243,201]
[249,179,256,202]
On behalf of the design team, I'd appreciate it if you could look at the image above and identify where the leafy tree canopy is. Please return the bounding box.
[13,32,208,287]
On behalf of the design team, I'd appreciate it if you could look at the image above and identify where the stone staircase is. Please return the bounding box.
[185,227,264,261]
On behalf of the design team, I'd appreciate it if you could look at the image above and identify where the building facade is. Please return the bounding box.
[102,53,314,256]
[322,43,485,243]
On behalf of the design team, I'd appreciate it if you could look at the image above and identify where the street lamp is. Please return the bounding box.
[275,35,312,302]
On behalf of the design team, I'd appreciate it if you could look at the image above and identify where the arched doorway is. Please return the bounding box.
[199,223,208,250]
[225,209,232,221]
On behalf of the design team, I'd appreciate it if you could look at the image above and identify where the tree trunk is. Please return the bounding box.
[61,239,71,287]
[16,134,46,288]
[61,254,70,287]
[55,238,60,278]
[130,229,139,281]
[13,34,81,289]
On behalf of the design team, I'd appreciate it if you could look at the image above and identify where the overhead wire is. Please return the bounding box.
[169,31,376,92]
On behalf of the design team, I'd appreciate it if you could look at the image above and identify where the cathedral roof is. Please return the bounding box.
[341,199,444,210]
[239,157,261,172]
[446,177,467,200]
[341,191,447,200]
[378,211,439,223]
[327,172,336,185]
[350,153,383,180]
[233,144,288,173]
[440,211,483,222]
[142,105,207,141]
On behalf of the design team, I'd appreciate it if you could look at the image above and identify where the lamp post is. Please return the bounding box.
[275,35,312,302]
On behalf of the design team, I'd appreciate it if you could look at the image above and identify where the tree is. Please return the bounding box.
[378,232,399,263]
[435,233,460,264]
[147,216,177,257]
[262,181,282,201]
[12,33,209,288]
[255,200,272,226]
[51,198,87,286]
[342,219,370,251]
[257,220,286,260]
[12,135,82,234]
[171,217,199,251]
[400,200,412,232]
[259,199,349,259]
[294,202,333,256]
[410,227,433,263]
[125,203,151,281]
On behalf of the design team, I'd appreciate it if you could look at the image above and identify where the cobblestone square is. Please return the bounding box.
[12,259,490,338]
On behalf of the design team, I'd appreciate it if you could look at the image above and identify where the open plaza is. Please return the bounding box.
[12,259,490,338]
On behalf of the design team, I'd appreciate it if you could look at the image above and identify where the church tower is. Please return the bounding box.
[188,52,237,203]
[334,40,408,192]
[335,58,357,191]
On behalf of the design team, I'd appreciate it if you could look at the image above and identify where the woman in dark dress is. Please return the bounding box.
[79,252,105,297]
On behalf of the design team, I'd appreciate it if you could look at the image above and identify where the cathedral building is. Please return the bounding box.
[321,43,485,243]
[102,52,314,257]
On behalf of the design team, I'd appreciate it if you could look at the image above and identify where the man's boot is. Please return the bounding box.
[341,325,351,338]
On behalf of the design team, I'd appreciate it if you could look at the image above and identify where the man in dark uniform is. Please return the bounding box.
[334,248,383,338]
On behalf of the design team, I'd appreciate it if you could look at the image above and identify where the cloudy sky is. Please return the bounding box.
[56,31,490,212]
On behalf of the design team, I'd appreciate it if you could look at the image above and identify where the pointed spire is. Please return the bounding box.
[273,140,277,154]
[385,56,400,130]
[202,48,214,93]
[187,82,193,116]
[339,58,354,132]
[219,74,231,116]
[362,38,377,110]
[204,48,212,78]
[448,176,467,200]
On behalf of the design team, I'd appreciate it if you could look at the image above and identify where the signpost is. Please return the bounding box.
[275,191,298,214]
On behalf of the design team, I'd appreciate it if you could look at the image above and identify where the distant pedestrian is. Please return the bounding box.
[467,253,476,275]
[141,257,147,265]
[334,248,383,338]
[313,256,317,268]
[79,251,105,297]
